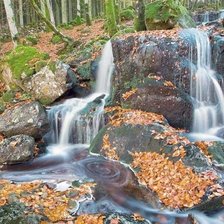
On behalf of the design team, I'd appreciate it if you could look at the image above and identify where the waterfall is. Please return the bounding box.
[182,29,224,137]
[203,11,209,23]
[220,10,224,19]
[47,41,114,154]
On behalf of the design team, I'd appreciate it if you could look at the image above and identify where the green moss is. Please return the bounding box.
[25,35,38,45]
[35,61,47,72]
[70,16,85,26]
[105,0,118,37]
[51,35,63,44]
[48,61,56,73]
[5,45,48,80]
[39,97,52,105]
[145,0,190,30]
[2,91,14,103]
[120,8,135,21]
[77,62,91,79]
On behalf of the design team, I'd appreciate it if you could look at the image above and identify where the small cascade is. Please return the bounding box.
[47,41,114,153]
[182,29,224,137]
[203,11,209,23]
[219,10,224,19]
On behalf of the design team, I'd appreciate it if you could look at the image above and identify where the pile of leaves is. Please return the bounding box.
[101,134,119,160]
[131,151,224,209]
[105,107,165,127]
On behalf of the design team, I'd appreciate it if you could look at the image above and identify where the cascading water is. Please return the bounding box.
[182,29,224,139]
[47,41,114,154]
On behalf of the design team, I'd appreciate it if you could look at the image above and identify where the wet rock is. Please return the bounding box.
[112,32,191,102]
[23,63,71,105]
[0,101,49,139]
[91,59,100,80]
[0,135,34,164]
[121,79,193,129]
[207,142,224,170]
[211,35,224,78]
[90,122,210,171]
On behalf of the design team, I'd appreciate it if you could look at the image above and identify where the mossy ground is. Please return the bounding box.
[4,45,49,80]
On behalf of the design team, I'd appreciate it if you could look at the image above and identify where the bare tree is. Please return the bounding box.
[3,0,18,46]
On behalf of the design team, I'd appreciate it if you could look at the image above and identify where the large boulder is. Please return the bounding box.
[111,24,224,129]
[111,30,192,116]
[0,135,34,164]
[0,101,49,139]
[22,63,73,105]
[90,108,224,211]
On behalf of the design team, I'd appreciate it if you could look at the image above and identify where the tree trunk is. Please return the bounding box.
[30,0,74,47]
[134,0,146,31]
[77,0,81,16]
[46,0,55,26]
[40,0,46,15]
[19,0,24,27]
[3,0,18,46]
[68,0,73,21]
[55,0,61,25]
[85,0,92,25]
[61,0,68,23]
[105,0,118,36]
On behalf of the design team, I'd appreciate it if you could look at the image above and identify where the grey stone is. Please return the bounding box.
[0,101,49,138]
[0,135,34,164]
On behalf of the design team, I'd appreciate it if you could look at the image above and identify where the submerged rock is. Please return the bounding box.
[0,135,34,164]
[0,101,49,139]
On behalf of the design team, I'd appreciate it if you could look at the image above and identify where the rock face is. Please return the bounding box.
[0,101,49,139]
[23,63,72,104]
[0,135,34,164]
[211,34,224,79]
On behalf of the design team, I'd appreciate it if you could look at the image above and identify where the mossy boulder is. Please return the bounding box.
[144,0,190,30]
[1,45,49,81]
[90,109,224,211]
